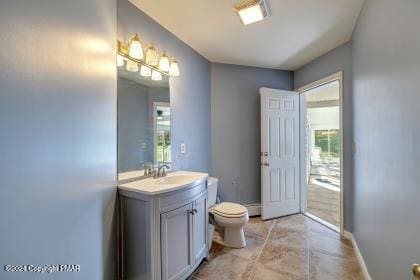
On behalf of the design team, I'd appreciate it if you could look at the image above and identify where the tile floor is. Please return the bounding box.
[192,214,363,280]
[307,183,340,227]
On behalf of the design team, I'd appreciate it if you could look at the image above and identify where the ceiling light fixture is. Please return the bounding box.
[234,0,270,25]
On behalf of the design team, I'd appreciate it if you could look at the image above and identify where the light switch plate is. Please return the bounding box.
[180,143,186,154]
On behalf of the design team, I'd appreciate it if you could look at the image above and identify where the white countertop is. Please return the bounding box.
[118,170,208,195]
[118,169,145,181]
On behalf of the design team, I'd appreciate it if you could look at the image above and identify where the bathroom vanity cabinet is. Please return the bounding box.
[118,172,208,280]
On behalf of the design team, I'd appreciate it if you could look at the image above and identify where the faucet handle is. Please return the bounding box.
[161,165,169,177]
[141,162,153,176]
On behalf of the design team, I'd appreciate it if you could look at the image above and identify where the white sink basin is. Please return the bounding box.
[118,171,208,195]
[156,175,190,185]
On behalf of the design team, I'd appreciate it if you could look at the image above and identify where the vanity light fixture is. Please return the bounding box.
[117,54,125,67]
[234,0,270,25]
[145,44,158,66]
[169,58,180,77]
[117,33,180,80]
[140,65,152,77]
[128,34,144,60]
[151,70,162,81]
[126,60,138,72]
[158,51,170,72]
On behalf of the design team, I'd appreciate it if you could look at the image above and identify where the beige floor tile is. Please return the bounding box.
[257,241,309,278]
[275,214,311,231]
[309,250,363,280]
[309,234,355,259]
[214,231,266,261]
[194,214,363,280]
[244,217,275,240]
[250,263,306,280]
[268,225,309,249]
[194,253,253,280]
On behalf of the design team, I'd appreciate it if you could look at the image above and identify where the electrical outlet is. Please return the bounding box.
[180,143,186,154]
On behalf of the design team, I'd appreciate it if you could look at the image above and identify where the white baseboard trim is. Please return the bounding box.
[344,231,371,280]
[245,204,261,216]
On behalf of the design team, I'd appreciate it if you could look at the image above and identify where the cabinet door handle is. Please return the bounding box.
[189,209,197,215]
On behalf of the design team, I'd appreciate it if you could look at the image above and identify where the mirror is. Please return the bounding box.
[117,65,170,182]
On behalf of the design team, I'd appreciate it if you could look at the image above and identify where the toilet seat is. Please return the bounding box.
[212,202,247,218]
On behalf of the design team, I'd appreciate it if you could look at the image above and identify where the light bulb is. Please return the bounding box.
[126,60,138,72]
[158,51,170,72]
[140,65,151,77]
[145,44,158,66]
[151,70,162,81]
[117,54,124,67]
[169,58,180,76]
[128,34,144,60]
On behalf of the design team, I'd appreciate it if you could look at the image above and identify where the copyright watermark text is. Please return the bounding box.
[4,264,80,274]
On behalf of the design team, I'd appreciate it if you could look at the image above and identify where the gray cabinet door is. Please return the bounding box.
[161,203,192,280]
[192,194,208,264]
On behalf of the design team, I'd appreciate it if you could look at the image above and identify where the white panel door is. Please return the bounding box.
[260,87,300,220]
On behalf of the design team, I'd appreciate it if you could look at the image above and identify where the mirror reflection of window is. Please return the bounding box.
[154,104,171,164]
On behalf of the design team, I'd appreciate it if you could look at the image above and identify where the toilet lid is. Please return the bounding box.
[213,202,247,218]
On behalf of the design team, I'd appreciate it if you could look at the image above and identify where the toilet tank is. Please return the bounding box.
[207,177,218,208]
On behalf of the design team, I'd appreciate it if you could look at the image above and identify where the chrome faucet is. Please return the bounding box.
[153,164,170,179]
[141,162,153,176]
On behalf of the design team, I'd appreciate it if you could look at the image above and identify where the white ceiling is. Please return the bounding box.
[129,0,364,70]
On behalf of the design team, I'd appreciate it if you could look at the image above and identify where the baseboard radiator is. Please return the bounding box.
[244,204,261,216]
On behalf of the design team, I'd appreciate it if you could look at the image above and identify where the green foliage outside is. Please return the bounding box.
[315,130,340,158]
[156,131,171,162]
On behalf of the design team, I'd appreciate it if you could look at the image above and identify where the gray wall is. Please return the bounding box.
[118,0,211,173]
[211,63,293,204]
[294,42,353,231]
[351,0,420,278]
[118,78,152,172]
[0,0,117,279]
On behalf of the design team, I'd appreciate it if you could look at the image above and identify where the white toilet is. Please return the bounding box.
[207,177,249,248]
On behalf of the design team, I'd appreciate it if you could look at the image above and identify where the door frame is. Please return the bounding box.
[295,71,344,234]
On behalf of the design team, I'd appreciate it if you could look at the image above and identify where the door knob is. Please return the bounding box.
[413,264,420,279]
[264,162,270,166]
